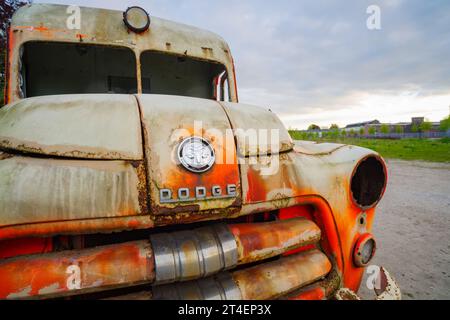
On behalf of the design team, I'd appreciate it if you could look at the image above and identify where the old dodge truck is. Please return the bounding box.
[0,4,400,300]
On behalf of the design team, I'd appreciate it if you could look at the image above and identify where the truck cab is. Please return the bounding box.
[0,4,400,300]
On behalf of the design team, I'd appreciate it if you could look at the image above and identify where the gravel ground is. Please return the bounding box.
[358,159,450,300]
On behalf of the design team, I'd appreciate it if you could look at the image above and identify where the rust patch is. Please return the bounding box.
[0,215,154,241]
[152,203,201,216]
[232,249,332,300]
[0,151,13,160]
[134,161,150,215]
[0,240,154,299]
[230,218,321,264]
[154,206,241,226]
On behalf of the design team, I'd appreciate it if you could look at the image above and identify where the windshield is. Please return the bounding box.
[21,42,228,100]
[140,51,225,99]
[22,42,137,96]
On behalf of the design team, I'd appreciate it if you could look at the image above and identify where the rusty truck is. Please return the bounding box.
[0,3,400,300]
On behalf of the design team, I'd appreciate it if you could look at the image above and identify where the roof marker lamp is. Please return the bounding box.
[123,6,150,33]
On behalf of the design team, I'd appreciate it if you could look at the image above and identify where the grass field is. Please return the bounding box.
[289,133,450,163]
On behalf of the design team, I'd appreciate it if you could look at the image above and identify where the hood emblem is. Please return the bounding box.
[177,137,215,173]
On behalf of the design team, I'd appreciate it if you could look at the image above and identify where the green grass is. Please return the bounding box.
[289,133,450,163]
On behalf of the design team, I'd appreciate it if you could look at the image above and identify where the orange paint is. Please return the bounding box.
[289,287,326,300]
[0,240,153,299]
[0,237,53,259]
[229,217,321,264]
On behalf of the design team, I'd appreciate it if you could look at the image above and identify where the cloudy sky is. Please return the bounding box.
[35,0,450,129]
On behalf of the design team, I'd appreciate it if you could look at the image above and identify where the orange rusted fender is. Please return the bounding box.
[232,249,332,300]
[229,217,321,264]
[0,240,154,299]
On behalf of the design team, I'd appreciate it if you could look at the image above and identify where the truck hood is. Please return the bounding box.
[0,94,293,160]
[0,94,292,233]
[0,94,143,160]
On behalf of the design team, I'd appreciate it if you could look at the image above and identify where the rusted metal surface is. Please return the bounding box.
[335,288,361,300]
[335,267,401,300]
[284,270,341,300]
[233,249,332,300]
[374,267,402,300]
[152,249,332,300]
[137,94,241,217]
[0,220,327,299]
[0,155,149,231]
[0,94,143,160]
[0,237,53,259]
[229,217,321,264]
[7,4,238,104]
[0,2,395,299]
[240,141,388,292]
[0,240,154,299]
[219,102,294,156]
[0,216,154,241]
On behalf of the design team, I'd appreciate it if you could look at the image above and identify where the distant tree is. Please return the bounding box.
[329,129,339,139]
[440,116,450,131]
[419,121,432,133]
[308,124,320,131]
[380,124,390,134]
[359,128,365,136]
[368,126,376,135]
[330,124,339,130]
[349,129,356,137]
[411,124,419,133]
[1,0,31,107]
[395,125,404,134]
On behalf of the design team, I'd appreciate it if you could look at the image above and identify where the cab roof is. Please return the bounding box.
[11,3,233,67]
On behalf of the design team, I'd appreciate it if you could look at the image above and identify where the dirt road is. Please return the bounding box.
[358,159,450,300]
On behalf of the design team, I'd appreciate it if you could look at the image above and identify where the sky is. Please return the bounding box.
[35,0,450,129]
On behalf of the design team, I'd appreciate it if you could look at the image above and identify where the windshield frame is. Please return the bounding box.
[7,39,237,104]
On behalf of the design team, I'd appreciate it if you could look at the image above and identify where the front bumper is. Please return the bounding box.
[0,217,401,300]
[335,267,402,300]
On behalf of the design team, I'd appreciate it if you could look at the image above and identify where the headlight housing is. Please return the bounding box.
[350,155,387,209]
